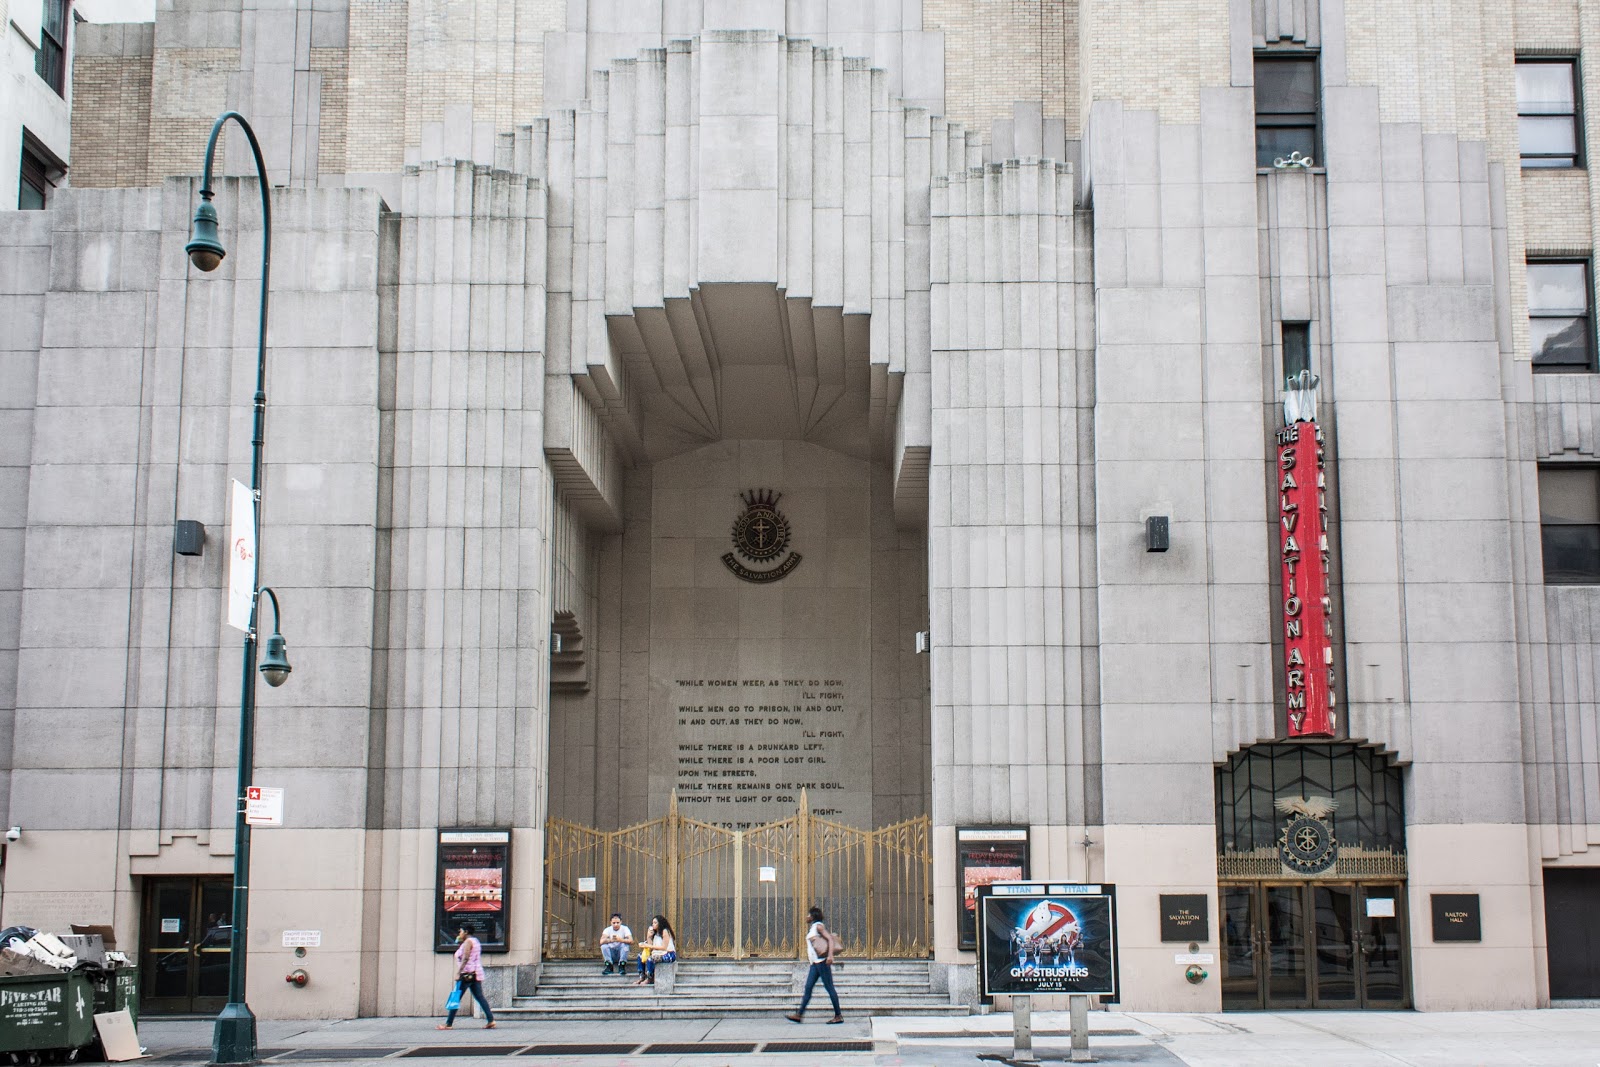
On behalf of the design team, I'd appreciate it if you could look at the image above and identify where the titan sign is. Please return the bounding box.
[1276,419,1335,737]
[977,882,1119,998]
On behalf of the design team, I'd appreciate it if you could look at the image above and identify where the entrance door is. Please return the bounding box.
[1220,882,1409,1009]
[1544,868,1600,997]
[140,878,233,1014]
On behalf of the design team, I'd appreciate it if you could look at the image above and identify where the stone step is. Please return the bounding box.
[539,982,931,995]
[500,1003,970,1020]
[524,985,947,1004]
[521,958,952,1020]
[544,966,934,972]
[546,972,929,984]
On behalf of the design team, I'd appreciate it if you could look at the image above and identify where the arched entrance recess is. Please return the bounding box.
[1215,743,1410,1009]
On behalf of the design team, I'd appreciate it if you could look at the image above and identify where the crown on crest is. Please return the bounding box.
[740,488,781,509]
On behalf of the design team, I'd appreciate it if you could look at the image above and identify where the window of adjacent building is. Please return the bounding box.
[1282,322,1312,381]
[34,0,68,96]
[19,141,50,210]
[1539,467,1600,583]
[1255,55,1319,168]
[1517,59,1582,168]
[1528,259,1595,370]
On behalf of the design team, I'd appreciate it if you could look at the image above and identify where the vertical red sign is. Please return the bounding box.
[1276,420,1335,738]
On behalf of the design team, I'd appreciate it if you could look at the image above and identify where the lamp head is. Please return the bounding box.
[185,197,226,272]
[259,631,292,687]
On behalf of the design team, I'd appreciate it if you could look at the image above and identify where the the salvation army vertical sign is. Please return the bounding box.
[977,882,1118,998]
[1277,371,1336,738]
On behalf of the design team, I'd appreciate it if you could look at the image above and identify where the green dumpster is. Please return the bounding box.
[0,973,96,1053]
[89,967,137,1029]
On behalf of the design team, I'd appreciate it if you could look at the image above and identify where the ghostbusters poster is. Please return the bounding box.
[978,882,1119,997]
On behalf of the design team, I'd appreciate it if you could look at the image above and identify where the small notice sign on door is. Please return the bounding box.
[245,786,284,826]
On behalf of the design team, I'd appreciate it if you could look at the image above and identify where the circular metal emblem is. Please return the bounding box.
[1279,814,1338,874]
[732,501,790,563]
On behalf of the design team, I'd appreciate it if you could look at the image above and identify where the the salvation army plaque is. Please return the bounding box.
[1159,894,1210,942]
[977,882,1119,998]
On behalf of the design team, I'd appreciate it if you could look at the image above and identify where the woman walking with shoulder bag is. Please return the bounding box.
[785,906,843,1024]
[438,927,496,1029]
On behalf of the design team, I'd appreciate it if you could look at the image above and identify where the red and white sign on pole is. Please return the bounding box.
[245,785,284,826]
[1276,418,1336,738]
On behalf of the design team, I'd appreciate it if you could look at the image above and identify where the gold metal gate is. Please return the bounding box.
[543,794,931,959]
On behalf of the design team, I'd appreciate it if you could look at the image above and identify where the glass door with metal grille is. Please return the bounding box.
[1221,882,1409,1009]
[140,877,233,1014]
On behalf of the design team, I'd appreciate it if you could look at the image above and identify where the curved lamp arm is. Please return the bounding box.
[256,587,291,687]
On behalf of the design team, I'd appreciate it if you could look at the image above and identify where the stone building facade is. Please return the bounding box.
[2,0,1599,1018]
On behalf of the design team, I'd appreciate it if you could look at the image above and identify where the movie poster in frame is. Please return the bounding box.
[435,829,511,953]
[977,881,1119,998]
[956,827,1030,951]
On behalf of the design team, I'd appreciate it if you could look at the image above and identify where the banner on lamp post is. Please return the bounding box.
[227,479,256,633]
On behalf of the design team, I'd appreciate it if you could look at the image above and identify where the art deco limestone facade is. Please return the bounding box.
[2,0,1598,1017]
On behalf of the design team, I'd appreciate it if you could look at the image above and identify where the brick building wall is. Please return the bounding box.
[69,24,154,188]
[1080,0,1230,124]
[311,45,349,178]
[925,0,1079,138]
[398,0,560,156]
[145,46,239,183]
[345,0,407,174]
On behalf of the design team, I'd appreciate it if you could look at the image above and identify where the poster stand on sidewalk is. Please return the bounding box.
[978,881,1118,1064]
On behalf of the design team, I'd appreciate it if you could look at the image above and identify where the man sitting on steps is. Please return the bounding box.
[600,914,633,975]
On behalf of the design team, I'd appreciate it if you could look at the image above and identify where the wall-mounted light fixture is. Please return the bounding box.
[914,631,931,654]
[175,520,206,556]
[1145,515,1170,553]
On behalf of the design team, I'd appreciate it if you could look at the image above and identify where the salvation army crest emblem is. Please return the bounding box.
[1276,795,1339,874]
[722,489,802,583]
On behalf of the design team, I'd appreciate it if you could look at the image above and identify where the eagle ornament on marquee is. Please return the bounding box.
[1277,369,1336,738]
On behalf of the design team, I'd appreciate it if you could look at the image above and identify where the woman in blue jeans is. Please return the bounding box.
[634,914,677,985]
[786,906,843,1023]
[438,927,495,1029]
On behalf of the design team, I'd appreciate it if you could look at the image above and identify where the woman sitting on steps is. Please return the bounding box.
[634,914,677,986]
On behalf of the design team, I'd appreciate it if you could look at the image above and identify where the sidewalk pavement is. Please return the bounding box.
[130,1007,1600,1066]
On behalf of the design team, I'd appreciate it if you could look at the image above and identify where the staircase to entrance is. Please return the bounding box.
[503,959,968,1019]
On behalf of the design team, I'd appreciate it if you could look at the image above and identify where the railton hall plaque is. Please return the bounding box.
[1431,893,1481,942]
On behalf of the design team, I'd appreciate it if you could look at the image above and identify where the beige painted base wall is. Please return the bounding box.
[0,827,544,1020]
[1101,825,1221,1012]
[1,822,1566,1014]
[1406,823,1541,1011]
[360,828,543,1018]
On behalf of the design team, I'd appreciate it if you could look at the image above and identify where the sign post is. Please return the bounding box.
[1070,993,1090,1062]
[1012,993,1035,1063]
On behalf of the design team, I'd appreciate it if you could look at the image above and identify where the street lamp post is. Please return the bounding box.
[185,110,293,1066]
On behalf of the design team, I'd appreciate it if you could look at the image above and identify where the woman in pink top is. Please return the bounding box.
[438,927,496,1029]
